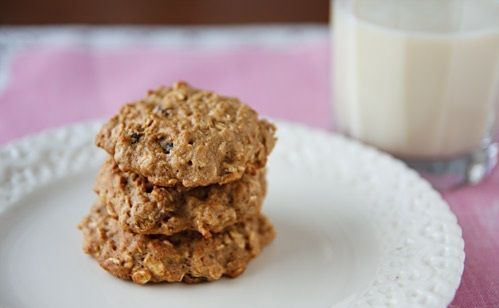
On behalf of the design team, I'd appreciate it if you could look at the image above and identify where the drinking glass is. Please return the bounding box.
[331,0,499,189]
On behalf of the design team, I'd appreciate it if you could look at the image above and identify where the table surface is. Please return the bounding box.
[1,26,498,308]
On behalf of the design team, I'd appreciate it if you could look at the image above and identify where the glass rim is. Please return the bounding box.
[334,0,499,38]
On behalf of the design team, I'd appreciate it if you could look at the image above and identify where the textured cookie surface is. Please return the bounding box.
[79,202,275,284]
[95,158,266,237]
[96,82,276,187]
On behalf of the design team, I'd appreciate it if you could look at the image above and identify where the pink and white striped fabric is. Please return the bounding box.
[1,26,497,307]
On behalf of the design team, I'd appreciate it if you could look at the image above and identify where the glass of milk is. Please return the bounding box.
[332,0,499,189]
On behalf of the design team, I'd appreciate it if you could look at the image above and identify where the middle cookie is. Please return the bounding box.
[95,158,266,238]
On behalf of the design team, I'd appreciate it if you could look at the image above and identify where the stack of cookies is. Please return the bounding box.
[79,82,277,284]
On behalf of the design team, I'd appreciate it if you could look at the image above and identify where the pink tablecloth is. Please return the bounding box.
[0,27,497,307]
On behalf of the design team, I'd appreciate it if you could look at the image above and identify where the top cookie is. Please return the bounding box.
[96,82,276,187]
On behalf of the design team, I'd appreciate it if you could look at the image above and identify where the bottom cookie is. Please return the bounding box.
[79,202,275,284]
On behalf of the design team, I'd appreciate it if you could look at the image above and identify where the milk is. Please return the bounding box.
[333,0,499,159]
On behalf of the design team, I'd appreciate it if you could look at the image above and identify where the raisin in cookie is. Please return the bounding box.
[79,202,275,284]
[95,157,266,238]
[96,82,276,187]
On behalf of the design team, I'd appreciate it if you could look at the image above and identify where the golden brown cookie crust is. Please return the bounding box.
[95,157,267,238]
[79,202,275,284]
[96,82,276,188]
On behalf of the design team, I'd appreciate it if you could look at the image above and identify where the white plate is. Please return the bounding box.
[0,120,464,308]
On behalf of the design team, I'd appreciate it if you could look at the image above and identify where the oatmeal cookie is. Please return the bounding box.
[96,82,276,187]
[95,158,266,238]
[79,202,275,284]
